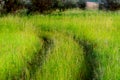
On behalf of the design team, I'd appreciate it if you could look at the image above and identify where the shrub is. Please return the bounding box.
[0,0,5,14]
[3,0,24,13]
[52,0,65,12]
[31,0,53,13]
[52,0,78,11]
[107,0,120,10]
[64,0,78,9]
[77,0,86,9]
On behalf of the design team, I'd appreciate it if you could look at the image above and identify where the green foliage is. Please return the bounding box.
[3,0,24,13]
[31,0,53,13]
[29,10,120,80]
[77,0,86,9]
[107,0,120,10]
[0,16,41,79]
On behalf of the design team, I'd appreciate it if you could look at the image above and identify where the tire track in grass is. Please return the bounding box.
[22,32,54,80]
[31,31,87,80]
[23,31,98,80]
[74,38,98,80]
[41,30,99,80]
[0,32,41,80]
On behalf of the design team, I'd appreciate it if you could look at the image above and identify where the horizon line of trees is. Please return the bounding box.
[0,0,120,14]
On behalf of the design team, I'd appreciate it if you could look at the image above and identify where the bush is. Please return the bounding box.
[31,0,53,13]
[0,0,82,14]
[3,0,24,13]
[107,0,120,10]
[1,0,64,13]
[64,1,78,9]
[52,0,78,11]
[52,0,65,12]
[77,0,86,9]
[0,0,5,14]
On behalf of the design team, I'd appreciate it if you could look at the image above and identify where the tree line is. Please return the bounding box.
[0,0,120,14]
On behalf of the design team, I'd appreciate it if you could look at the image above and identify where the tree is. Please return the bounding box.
[31,0,53,13]
[52,0,65,11]
[3,0,24,13]
[52,0,79,11]
[77,0,86,9]
[107,0,120,10]
[64,0,78,9]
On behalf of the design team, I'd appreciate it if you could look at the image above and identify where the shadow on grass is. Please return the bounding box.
[75,38,98,80]
[21,32,99,80]
[21,36,54,80]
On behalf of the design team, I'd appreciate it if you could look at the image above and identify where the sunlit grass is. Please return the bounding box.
[0,10,120,80]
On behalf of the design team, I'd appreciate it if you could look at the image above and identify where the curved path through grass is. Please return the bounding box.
[0,10,120,80]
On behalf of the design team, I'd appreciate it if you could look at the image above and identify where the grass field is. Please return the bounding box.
[0,9,120,80]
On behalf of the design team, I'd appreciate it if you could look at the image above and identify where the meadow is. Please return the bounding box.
[0,9,120,80]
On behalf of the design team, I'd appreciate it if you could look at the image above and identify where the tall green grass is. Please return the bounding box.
[33,32,87,80]
[0,17,41,80]
[0,10,120,80]
[28,10,120,80]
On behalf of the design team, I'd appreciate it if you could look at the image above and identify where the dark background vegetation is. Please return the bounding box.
[0,0,120,14]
